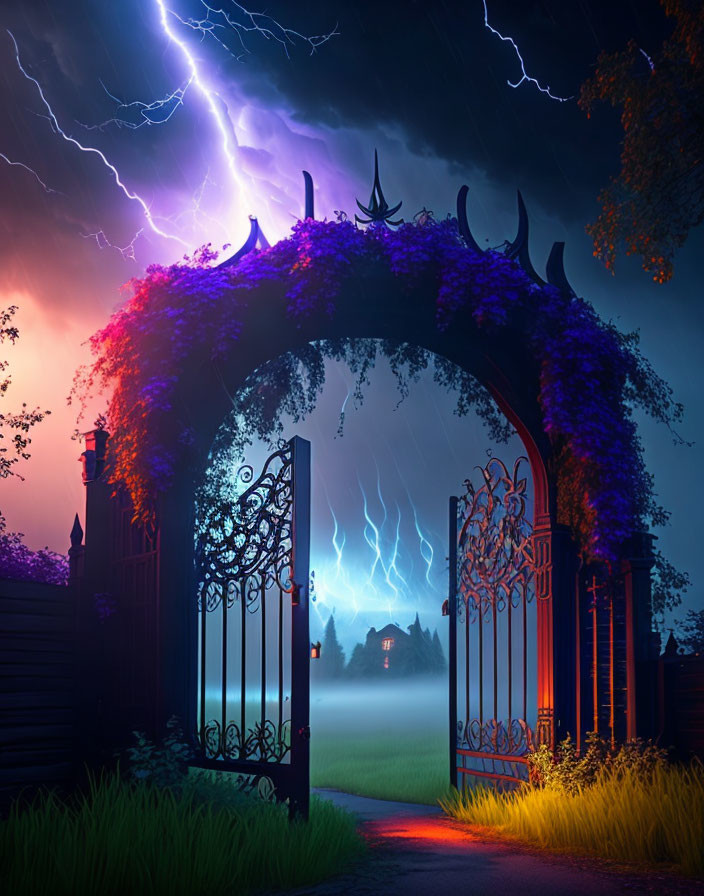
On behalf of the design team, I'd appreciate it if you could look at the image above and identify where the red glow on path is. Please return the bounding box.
[365,816,481,851]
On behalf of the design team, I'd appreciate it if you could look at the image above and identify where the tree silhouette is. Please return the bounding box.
[0,305,65,584]
[0,306,49,483]
[579,1,703,282]
[431,630,447,672]
[312,613,346,681]
[678,608,704,654]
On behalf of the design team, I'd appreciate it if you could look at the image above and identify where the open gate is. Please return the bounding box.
[194,436,311,818]
[448,456,537,788]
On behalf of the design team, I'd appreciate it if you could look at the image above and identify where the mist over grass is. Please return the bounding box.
[310,676,449,804]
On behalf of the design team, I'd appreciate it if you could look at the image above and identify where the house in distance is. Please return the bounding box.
[313,612,447,680]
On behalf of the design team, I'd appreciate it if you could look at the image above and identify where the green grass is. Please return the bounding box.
[311,729,449,804]
[440,762,704,877]
[0,769,366,895]
[308,678,450,805]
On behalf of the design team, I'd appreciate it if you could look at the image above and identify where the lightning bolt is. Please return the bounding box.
[411,503,435,587]
[81,229,144,262]
[77,78,192,131]
[482,1,572,102]
[0,153,62,195]
[5,5,337,261]
[6,29,187,247]
[173,2,339,60]
[153,0,243,200]
[360,477,384,595]
[388,503,408,592]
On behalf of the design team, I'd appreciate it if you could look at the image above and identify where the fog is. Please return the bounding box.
[198,346,529,660]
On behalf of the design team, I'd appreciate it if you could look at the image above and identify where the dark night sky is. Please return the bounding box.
[0,1,701,635]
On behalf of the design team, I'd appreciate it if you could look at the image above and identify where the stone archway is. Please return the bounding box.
[79,170,657,788]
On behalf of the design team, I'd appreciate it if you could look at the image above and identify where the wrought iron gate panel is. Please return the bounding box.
[195,436,310,818]
[449,456,537,788]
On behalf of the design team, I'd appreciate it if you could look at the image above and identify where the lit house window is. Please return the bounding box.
[384,656,389,669]
[382,638,394,651]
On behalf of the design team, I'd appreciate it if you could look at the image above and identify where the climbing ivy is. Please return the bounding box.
[72,215,688,607]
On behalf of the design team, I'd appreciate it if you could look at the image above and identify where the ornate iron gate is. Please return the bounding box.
[194,436,311,818]
[448,456,537,788]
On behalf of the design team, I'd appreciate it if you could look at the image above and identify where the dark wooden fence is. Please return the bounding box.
[0,578,80,811]
[659,637,704,761]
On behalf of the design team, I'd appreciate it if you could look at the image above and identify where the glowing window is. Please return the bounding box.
[383,656,389,669]
[382,638,394,651]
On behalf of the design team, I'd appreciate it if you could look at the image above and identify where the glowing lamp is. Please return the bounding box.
[311,641,321,659]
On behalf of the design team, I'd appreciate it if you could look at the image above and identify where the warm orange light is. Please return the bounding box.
[310,641,321,659]
[366,817,476,847]
[382,637,394,651]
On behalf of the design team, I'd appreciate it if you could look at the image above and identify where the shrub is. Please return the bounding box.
[121,715,193,792]
[526,731,668,794]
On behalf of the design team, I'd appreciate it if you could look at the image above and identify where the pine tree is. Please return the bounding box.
[431,629,447,672]
[313,613,346,681]
[401,613,433,675]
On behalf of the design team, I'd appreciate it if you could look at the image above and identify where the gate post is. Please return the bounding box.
[535,520,579,748]
[77,427,112,777]
[289,436,311,820]
[622,532,657,740]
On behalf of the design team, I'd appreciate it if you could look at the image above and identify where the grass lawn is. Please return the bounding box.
[309,677,450,804]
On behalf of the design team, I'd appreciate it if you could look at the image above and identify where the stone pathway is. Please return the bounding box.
[260,789,702,896]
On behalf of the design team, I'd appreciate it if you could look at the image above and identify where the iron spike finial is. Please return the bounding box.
[302,170,314,220]
[217,215,270,269]
[545,241,576,296]
[70,513,83,549]
[504,190,545,286]
[456,185,483,253]
[355,149,403,227]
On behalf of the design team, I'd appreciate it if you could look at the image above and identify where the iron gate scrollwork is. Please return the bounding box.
[195,436,310,819]
[449,456,537,788]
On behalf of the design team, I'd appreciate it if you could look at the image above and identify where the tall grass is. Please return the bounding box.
[0,770,366,895]
[440,762,704,877]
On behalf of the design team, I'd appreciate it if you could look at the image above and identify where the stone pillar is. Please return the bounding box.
[622,531,657,740]
[75,428,112,781]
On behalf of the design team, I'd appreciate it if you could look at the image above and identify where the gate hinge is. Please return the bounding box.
[298,726,311,740]
[291,582,301,605]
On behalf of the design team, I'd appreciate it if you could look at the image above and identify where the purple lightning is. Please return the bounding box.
[482,1,572,102]
[0,153,63,195]
[5,30,186,248]
[78,79,192,131]
[81,229,144,262]
[172,1,339,60]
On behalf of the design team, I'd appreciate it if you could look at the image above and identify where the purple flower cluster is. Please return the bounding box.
[0,522,68,586]
[74,215,681,565]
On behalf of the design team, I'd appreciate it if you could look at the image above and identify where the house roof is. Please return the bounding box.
[374,623,409,641]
